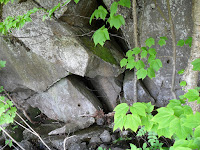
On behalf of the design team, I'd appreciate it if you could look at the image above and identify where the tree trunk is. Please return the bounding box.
[183,0,200,113]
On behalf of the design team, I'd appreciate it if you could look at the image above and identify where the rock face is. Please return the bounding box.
[90,75,123,111]
[0,0,197,149]
[0,37,69,92]
[123,71,155,104]
[3,0,124,78]
[28,76,102,122]
[104,0,193,107]
[139,0,193,106]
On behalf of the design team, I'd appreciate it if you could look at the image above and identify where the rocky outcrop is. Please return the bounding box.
[3,0,124,78]
[28,76,102,123]
[0,37,69,92]
[90,75,123,111]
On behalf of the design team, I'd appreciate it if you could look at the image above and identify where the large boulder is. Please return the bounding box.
[104,0,193,106]
[123,71,155,104]
[27,76,102,123]
[140,0,193,106]
[0,37,69,92]
[90,75,123,111]
[3,0,124,78]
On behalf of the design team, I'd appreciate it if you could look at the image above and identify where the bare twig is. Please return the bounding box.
[132,0,139,103]
[167,0,177,99]
[0,126,25,150]
[3,91,51,150]
[63,135,76,150]
[152,0,169,23]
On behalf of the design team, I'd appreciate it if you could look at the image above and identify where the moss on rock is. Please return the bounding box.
[81,37,118,65]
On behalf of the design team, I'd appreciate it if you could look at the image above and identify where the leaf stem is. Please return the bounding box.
[167,0,177,99]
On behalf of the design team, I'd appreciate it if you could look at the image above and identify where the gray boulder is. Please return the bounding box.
[0,37,69,93]
[90,75,123,111]
[123,70,155,104]
[27,76,102,123]
[3,0,124,78]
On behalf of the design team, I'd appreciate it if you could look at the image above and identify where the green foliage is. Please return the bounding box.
[114,97,200,149]
[92,26,110,46]
[178,69,184,74]
[90,6,108,24]
[0,7,38,34]
[107,14,125,30]
[191,58,200,71]
[0,60,6,69]
[180,81,187,87]
[177,37,192,47]
[120,37,163,80]
[177,40,185,47]
[0,61,17,127]
[0,0,14,5]
[145,37,155,48]
[158,37,168,47]
[5,140,12,147]
[118,0,131,8]
[90,0,130,46]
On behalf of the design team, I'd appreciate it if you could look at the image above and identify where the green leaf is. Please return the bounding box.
[118,0,131,8]
[191,58,200,71]
[147,67,155,79]
[183,112,200,128]
[110,2,118,16]
[148,48,157,55]
[126,50,134,58]
[156,127,173,138]
[160,36,168,40]
[197,97,200,104]
[114,103,129,117]
[145,37,155,48]
[124,114,141,132]
[177,40,185,47]
[141,115,153,131]
[169,118,192,139]
[148,55,156,64]
[130,102,147,117]
[0,60,6,68]
[167,99,181,108]
[141,50,148,58]
[92,26,110,46]
[145,102,154,113]
[135,60,145,70]
[90,6,108,24]
[178,69,184,74]
[184,89,199,102]
[188,137,200,149]
[108,15,125,30]
[126,56,136,70]
[120,58,127,68]
[132,47,141,55]
[141,47,147,51]
[130,144,139,150]
[194,125,200,138]
[151,107,175,129]
[158,39,166,47]
[185,37,192,47]
[180,81,187,87]
[113,115,127,131]
[136,68,147,80]
[74,0,79,4]
[150,59,162,72]
[42,15,47,21]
